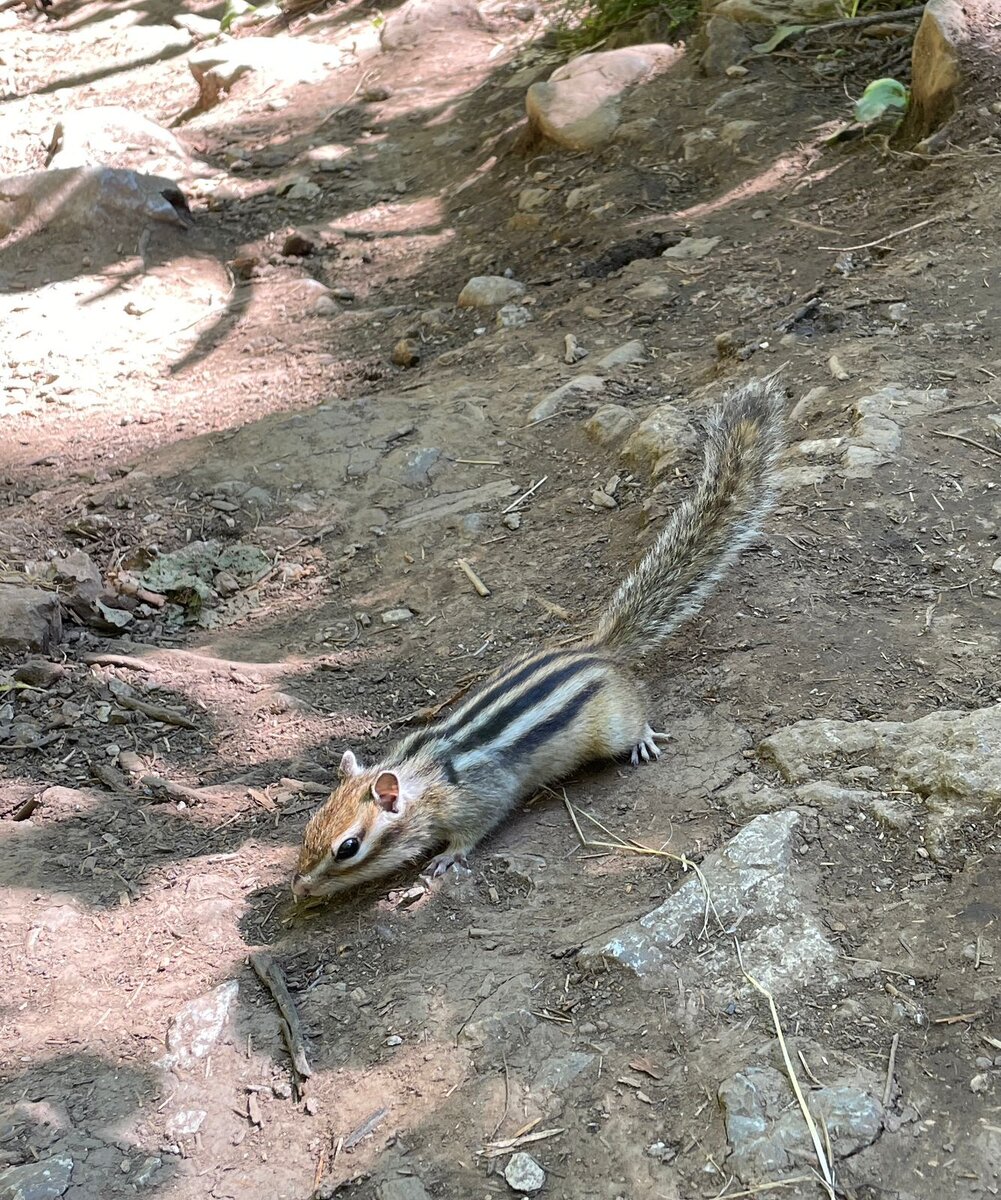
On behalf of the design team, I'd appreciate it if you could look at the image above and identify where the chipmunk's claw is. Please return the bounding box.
[425,851,471,880]
[630,725,664,766]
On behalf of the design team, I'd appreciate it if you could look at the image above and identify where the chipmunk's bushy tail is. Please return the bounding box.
[592,375,786,658]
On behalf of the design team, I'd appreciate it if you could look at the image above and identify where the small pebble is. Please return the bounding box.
[504,1151,545,1193]
[385,1035,403,1047]
[502,512,521,531]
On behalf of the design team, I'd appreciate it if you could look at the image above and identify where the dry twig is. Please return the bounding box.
[818,214,945,253]
[115,694,197,729]
[250,952,313,1081]
[734,941,837,1199]
[456,557,491,597]
[930,429,1001,462]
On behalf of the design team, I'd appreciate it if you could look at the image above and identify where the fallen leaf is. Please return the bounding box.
[629,1056,663,1080]
[248,787,276,811]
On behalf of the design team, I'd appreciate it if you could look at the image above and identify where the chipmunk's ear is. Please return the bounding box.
[339,749,362,778]
[372,771,404,814]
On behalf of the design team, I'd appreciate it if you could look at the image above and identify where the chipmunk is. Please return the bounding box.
[292,377,785,900]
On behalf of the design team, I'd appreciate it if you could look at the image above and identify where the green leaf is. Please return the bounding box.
[752,24,806,53]
[220,0,257,32]
[854,77,910,124]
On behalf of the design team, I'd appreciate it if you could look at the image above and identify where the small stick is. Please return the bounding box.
[454,458,503,466]
[279,776,330,795]
[797,1048,824,1088]
[930,429,1001,462]
[249,952,313,1079]
[82,652,156,672]
[344,1107,387,1149]
[115,695,198,729]
[882,1032,900,1107]
[481,1126,565,1158]
[709,1179,816,1199]
[784,5,924,40]
[735,941,837,1200]
[140,774,209,805]
[818,214,944,253]
[502,475,548,514]
[456,558,490,597]
[113,576,167,608]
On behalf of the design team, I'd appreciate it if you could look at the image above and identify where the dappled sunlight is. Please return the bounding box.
[670,146,844,222]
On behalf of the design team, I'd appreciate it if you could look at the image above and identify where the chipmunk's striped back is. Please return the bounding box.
[389,648,620,783]
[292,375,786,900]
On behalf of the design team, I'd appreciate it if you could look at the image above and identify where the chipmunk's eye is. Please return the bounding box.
[335,837,361,862]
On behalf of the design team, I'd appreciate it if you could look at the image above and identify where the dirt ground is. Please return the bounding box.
[1,2,1000,1198]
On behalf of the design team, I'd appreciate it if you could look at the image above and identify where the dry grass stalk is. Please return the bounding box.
[733,940,837,1199]
[562,796,838,1198]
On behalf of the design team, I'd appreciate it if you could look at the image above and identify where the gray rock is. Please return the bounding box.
[164,1109,206,1138]
[682,128,718,161]
[902,0,969,144]
[626,275,676,301]
[131,1156,162,1188]
[720,119,760,148]
[761,703,1001,854]
[457,276,526,308]
[46,107,190,179]
[189,38,341,109]
[532,1051,595,1093]
[398,480,519,530]
[381,608,415,625]
[581,811,839,995]
[526,46,682,152]
[699,15,753,77]
[0,168,190,240]
[158,980,239,1069]
[503,1151,545,1193]
[380,0,485,50]
[621,404,699,472]
[496,304,532,329]
[172,13,221,38]
[719,1064,882,1180]
[518,187,549,211]
[13,659,66,689]
[840,385,947,478]
[595,340,648,370]
[0,585,62,653]
[661,236,721,260]
[717,776,790,818]
[528,374,605,423]
[0,1156,73,1200]
[400,447,442,487]
[375,1177,432,1200]
[458,1007,537,1066]
[285,180,321,202]
[49,550,102,619]
[585,403,637,445]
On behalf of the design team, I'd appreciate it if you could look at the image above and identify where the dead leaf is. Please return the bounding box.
[248,786,276,811]
[629,1056,663,1080]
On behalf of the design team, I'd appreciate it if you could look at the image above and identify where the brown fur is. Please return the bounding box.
[292,378,786,900]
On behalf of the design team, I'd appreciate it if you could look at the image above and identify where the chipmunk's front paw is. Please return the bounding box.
[630,725,668,766]
[426,851,471,880]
